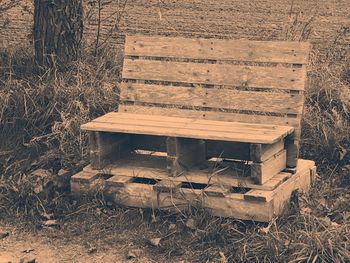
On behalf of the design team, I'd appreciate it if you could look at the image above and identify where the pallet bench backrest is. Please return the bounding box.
[119,35,310,141]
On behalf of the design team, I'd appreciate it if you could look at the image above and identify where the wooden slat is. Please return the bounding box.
[82,154,292,191]
[251,150,287,184]
[105,175,132,187]
[125,35,310,64]
[153,180,182,193]
[81,113,294,144]
[120,83,304,115]
[119,105,301,128]
[92,112,293,132]
[122,59,306,91]
[204,185,230,197]
[250,140,285,162]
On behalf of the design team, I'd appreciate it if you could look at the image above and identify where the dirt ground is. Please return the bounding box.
[0,224,152,263]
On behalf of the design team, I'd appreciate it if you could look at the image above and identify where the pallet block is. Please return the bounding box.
[71,157,316,222]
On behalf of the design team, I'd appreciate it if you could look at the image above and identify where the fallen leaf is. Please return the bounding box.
[126,249,142,259]
[338,145,347,160]
[259,224,271,234]
[319,217,331,226]
[185,218,196,230]
[284,240,291,247]
[300,207,312,215]
[42,220,59,227]
[149,237,161,247]
[331,221,340,228]
[41,212,54,220]
[342,165,350,172]
[343,212,350,221]
[168,223,176,230]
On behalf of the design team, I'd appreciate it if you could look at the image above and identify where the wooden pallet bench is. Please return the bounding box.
[72,35,315,221]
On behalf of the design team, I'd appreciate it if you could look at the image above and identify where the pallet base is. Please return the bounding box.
[71,157,316,222]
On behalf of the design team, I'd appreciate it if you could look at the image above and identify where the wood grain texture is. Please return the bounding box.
[81,112,294,144]
[170,138,206,177]
[250,140,285,162]
[119,105,301,127]
[82,154,289,191]
[71,159,315,221]
[125,35,310,64]
[122,59,306,90]
[88,132,130,170]
[251,150,287,184]
[120,83,304,115]
[33,0,83,68]
[271,160,315,217]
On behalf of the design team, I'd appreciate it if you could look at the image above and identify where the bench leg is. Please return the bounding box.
[250,140,287,184]
[89,132,130,170]
[249,140,285,163]
[285,135,299,172]
[251,149,287,184]
[166,137,206,177]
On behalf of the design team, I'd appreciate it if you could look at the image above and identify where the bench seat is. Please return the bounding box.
[81,112,294,144]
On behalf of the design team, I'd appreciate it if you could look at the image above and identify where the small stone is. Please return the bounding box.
[126,249,142,259]
[0,231,10,239]
[21,248,35,253]
[42,220,60,228]
[88,246,97,254]
[19,256,36,263]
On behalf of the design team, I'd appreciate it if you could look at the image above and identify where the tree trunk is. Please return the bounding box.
[33,0,83,69]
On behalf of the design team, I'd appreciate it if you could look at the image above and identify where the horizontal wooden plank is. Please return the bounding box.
[92,112,294,132]
[118,105,301,128]
[72,160,315,221]
[250,140,285,162]
[81,113,294,144]
[125,35,310,64]
[122,59,306,90]
[120,83,304,115]
[82,154,294,191]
